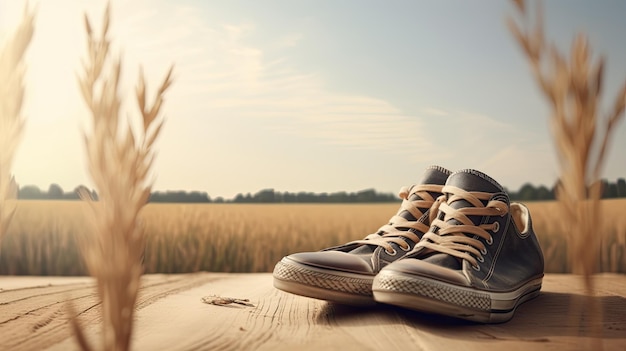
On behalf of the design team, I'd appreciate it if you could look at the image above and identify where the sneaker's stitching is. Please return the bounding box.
[482,214,511,287]
[455,169,504,192]
[427,165,453,175]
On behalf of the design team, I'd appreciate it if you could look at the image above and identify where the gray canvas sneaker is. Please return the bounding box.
[273,165,452,305]
[373,169,544,323]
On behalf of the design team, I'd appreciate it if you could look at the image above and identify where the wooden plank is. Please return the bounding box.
[1,273,624,351]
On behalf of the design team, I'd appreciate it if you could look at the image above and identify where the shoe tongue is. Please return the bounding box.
[444,169,505,226]
[420,165,452,187]
[446,169,504,194]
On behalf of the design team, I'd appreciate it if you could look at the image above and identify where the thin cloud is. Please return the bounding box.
[105,0,436,159]
[276,32,304,48]
[421,107,449,116]
[419,106,561,190]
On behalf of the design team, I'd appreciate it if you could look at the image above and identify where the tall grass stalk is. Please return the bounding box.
[508,0,625,348]
[71,3,173,351]
[0,4,35,247]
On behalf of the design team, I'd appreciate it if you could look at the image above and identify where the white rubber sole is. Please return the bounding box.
[272,257,376,306]
[372,270,542,323]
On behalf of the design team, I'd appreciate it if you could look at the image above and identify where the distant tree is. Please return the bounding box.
[149,190,209,203]
[48,183,64,199]
[331,191,349,203]
[607,182,619,199]
[282,192,296,202]
[233,192,254,203]
[187,191,210,203]
[18,185,44,199]
[617,178,626,197]
[535,185,554,200]
[318,192,328,202]
[295,192,315,202]
[517,183,537,201]
[254,189,275,203]
[356,189,376,202]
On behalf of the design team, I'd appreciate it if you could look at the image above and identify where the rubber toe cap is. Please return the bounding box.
[381,258,471,287]
[286,251,375,275]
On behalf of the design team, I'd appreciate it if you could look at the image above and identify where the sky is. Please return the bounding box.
[1,0,625,199]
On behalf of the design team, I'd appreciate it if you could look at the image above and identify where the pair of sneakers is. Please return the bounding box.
[272,166,545,323]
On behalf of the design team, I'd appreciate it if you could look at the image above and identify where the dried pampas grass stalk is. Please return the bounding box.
[508,0,625,348]
[71,3,173,351]
[0,4,35,247]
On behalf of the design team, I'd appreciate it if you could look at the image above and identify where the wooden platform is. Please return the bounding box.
[1,273,625,350]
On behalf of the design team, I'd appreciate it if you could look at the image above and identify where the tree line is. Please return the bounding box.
[14,178,626,203]
[507,178,626,201]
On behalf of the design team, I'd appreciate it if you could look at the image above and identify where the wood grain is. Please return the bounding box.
[1,273,624,351]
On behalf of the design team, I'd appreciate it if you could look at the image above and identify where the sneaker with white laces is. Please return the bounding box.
[272,165,452,305]
[372,169,544,322]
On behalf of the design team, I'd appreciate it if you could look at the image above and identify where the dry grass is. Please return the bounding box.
[508,0,625,347]
[141,203,394,273]
[526,200,626,274]
[0,4,35,247]
[71,3,173,351]
[1,200,625,276]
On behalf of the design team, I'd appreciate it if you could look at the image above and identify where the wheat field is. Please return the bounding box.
[1,199,624,276]
[0,1,623,349]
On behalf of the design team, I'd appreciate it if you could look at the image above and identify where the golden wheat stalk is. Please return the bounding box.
[0,4,35,247]
[508,0,625,348]
[71,3,173,351]
[509,0,625,275]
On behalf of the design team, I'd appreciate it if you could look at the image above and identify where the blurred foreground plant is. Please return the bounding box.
[71,3,173,351]
[0,4,34,247]
[508,0,625,348]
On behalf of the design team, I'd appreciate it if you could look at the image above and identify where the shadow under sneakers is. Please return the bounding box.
[272,165,452,305]
[372,169,544,323]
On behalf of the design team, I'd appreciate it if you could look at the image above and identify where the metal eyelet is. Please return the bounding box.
[486,236,494,245]
[492,222,500,233]
[472,264,481,271]
[399,244,411,252]
[477,255,485,263]
[480,247,487,255]
[385,248,397,256]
